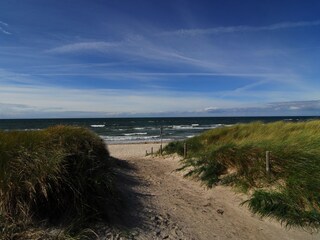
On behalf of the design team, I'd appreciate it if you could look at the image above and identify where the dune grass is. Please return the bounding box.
[164,120,320,230]
[0,125,116,239]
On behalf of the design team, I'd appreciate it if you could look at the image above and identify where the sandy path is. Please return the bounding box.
[107,143,319,240]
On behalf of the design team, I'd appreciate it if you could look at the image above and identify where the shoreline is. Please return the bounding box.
[105,139,174,145]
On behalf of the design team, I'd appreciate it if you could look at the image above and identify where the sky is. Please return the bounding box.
[1,0,320,118]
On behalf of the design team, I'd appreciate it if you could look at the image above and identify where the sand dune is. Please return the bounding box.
[105,143,319,240]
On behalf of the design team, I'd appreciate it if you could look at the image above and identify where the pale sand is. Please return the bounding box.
[108,142,166,159]
[108,143,319,240]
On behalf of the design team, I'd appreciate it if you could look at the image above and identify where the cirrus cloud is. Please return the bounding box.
[161,20,320,36]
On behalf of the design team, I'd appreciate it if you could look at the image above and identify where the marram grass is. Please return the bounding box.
[164,120,320,230]
[0,125,116,239]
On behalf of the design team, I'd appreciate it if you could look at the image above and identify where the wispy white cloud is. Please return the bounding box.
[23,63,305,91]
[47,41,121,54]
[1,65,299,87]
[0,68,38,85]
[268,100,320,111]
[204,100,320,116]
[0,27,11,35]
[161,20,320,36]
[29,72,292,78]
[26,62,124,70]
[0,20,11,35]
[0,21,8,26]
[46,38,202,65]
[43,32,308,89]
[45,38,226,74]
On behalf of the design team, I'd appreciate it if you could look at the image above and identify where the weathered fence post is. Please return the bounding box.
[160,126,163,156]
[151,147,153,156]
[266,151,270,175]
[145,150,148,156]
[184,142,187,159]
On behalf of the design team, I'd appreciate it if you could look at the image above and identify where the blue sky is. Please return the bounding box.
[1,0,320,118]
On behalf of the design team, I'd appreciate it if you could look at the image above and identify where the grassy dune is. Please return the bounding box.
[164,120,320,229]
[0,126,116,239]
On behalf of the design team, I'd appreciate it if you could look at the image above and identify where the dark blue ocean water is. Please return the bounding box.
[0,117,318,144]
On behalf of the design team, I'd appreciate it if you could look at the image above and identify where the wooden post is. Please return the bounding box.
[184,142,187,159]
[145,150,148,156]
[160,126,163,156]
[151,147,153,156]
[266,151,270,175]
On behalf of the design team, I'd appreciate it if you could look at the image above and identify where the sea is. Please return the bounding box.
[0,117,318,144]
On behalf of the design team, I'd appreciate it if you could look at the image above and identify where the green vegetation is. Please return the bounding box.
[164,120,320,229]
[0,126,116,239]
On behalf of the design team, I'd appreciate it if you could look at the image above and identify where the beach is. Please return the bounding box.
[108,142,318,240]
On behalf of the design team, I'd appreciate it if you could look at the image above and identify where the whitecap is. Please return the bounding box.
[172,125,193,130]
[124,132,148,136]
[91,124,105,128]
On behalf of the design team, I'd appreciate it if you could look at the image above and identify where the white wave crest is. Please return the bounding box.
[124,132,148,136]
[91,124,105,128]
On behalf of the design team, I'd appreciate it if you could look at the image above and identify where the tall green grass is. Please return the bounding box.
[164,120,320,229]
[0,125,116,239]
